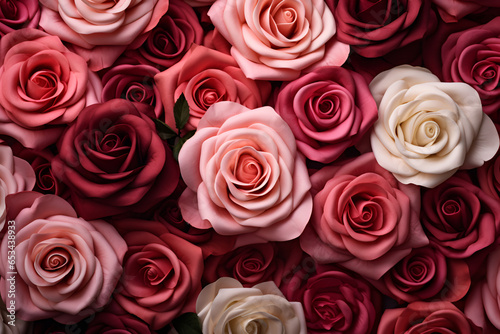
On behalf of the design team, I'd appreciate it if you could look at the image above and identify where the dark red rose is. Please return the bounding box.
[86,302,156,334]
[52,99,179,220]
[0,0,40,35]
[477,125,500,201]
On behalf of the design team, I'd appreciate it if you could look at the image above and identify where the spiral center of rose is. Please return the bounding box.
[346,196,380,231]
[124,82,154,104]
[407,261,427,282]
[27,70,61,100]
[194,78,226,110]
[442,199,460,215]
[273,5,298,38]
[141,260,173,286]
[42,248,70,271]
[242,318,267,333]
[235,153,263,186]
[0,0,18,19]
[313,296,345,329]
[416,120,440,146]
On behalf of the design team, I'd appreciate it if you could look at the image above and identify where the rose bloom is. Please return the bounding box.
[370,65,498,188]
[478,125,500,201]
[197,277,307,334]
[0,29,101,149]
[0,192,127,323]
[178,101,313,247]
[421,173,500,259]
[281,265,379,334]
[113,219,203,330]
[101,64,162,118]
[1,299,31,334]
[52,99,179,220]
[379,301,482,334]
[86,302,156,334]
[274,66,378,164]
[207,0,349,81]
[369,245,471,303]
[38,0,169,70]
[0,145,35,230]
[300,153,428,280]
[155,44,271,132]
[432,0,500,22]
[0,0,40,35]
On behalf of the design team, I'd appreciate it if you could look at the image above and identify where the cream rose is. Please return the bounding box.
[370,65,499,188]
[197,277,306,334]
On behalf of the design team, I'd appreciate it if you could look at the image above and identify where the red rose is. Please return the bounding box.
[0,0,39,35]
[87,302,156,334]
[477,125,500,201]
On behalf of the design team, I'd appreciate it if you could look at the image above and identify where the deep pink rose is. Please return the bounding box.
[203,240,303,287]
[282,265,379,334]
[478,125,500,201]
[333,0,436,58]
[0,0,39,35]
[275,66,378,163]
[52,99,179,220]
[432,0,500,22]
[421,173,500,259]
[87,302,156,334]
[113,218,203,330]
[0,192,127,323]
[300,153,428,280]
[378,301,482,334]
[38,0,170,70]
[101,64,162,118]
[178,101,313,247]
[0,29,101,149]
[155,44,271,132]
[369,245,471,303]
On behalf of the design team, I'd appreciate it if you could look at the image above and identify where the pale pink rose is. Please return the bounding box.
[0,192,127,324]
[207,0,349,80]
[178,101,313,247]
[38,0,170,70]
[0,29,101,149]
[0,145,35,230]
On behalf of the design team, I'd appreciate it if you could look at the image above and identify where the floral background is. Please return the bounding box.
[1,0,500,333]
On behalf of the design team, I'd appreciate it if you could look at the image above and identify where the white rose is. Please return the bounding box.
[370,65,499,188]
[197,277,306,334]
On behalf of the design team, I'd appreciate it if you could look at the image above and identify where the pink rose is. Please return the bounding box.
[178,101,313,247]
[38,0,169,70]
[0,0,40,35]
[113,218,203,330]
[51,99,179,220]
[207,0,349,80]
[333,0,436,58]
[274,66,378,163]
[0,192,127,323]
[378,301,482,334]
[0,29,101,149]
[300,153,428,280]
[155,44,271,132]
[421,173,500,259]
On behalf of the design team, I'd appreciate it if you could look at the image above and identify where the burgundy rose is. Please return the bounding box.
[333,0,436,58]
[432,0,500,23]
[52,99,179,220]
[203,240,303,287]
[275,66,378,163]
[478,125,500,201]
[113,219,203,330]
[0,0,39,35]
[87,302,156,334]
[421,173,500,259]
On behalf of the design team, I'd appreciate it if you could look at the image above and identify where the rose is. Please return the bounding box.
[281,266,379,334]
[478,125,500,201]
[0,29,101,149]
[370,245,471,303]
[421,174,500,259]
[431,0,500,22]
[1,299,31,334]
[0,192,127,323]
[300,153,428,280]
[112,218,203,330]
[378,301,482,334]
[38,0,169,71]
[51,99,179,220]
[101,64,163,118]
[197,277,307,334]
[0,145,35,230]
[207,0,349,81]
[203,240,303,287]
[155,44,271,132]
[0,0,40,35]
[370,64,499,188]
[274,66,378,163]
[86,302,156,334]
[333,0,437,58]
[178,101,313,247]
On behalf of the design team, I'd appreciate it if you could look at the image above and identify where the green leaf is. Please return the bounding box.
[172,313,202,334]
[173,130,196,161]
[153,118,178,140]
[174,93,190,131]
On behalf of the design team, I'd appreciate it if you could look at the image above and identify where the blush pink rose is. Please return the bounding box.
[0,0,40,35]
[112,218,203,330]
[207,0,349,81]
[178,101,313,247]
[274,66,378,163]
[155,44,271,132]
[0,29,101,149]
[0,192,127,324]
[300,153,428,280]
